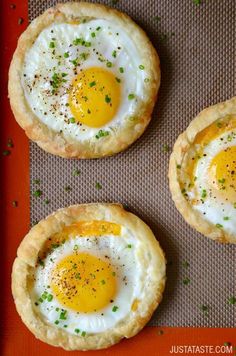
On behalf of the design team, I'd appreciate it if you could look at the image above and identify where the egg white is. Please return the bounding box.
[22,20,148,141]
[188,130,236,235]
[31,226,146,334]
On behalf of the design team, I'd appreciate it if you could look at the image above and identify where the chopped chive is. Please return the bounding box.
[91,32,96,37]
[70,117,76,123]
[73,168,81,176]
[75,328,80,333]
[128,93,135,100]
[89,81,96,87]
[126,244,132,248]
[234,202,236,209]
[18,17,24,25]
[201,189,207,199]
[228,296,236,305]
[200,305,209,313]
[95,130,109,139]
[182,260,189,268]
[7,138,14,148]
[115,77,121,83]
[55,320,59,325]
[183,277,190,285]
[112,305,119,312]
[101,280,106,285]
[95,182,102,190]
[105,94,111,103]
[223,216,230,221]
[49,42,55,48]
[64,185,71,192]
[64,52,69,58]
[44,199,50,205]
[106,61,112,68]
[193,0,201,4]
[139,64,145,70]
[119,67,124,73]
[33,189,42,197]
[112,271,116,276]
[216,223,223,228]
[2,150,11,156]
[112,50,117,58]
[162,144,170,152]
[81,331,86,337]
[96,26,101,31]
[47,294,53,302]
[59,310,67,320]
[176,164,181,169]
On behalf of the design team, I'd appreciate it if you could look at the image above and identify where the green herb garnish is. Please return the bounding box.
[33,189,42,197]
[128,93,135,100]
[95,182,102,190]
[112,305,119,312]
[95,130,109,139]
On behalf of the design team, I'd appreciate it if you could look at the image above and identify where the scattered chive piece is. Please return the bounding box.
[49,41,55,48]
[228,296,236,305]
[33,179,40,185]
[218,178,225,184]
[162,144,169,152]
[223,216,230,221]
[91,32,96,37]
[96,26,101,31]
[44,199,50,205]
[177,164,181,169]
[75,328,80,333]
[127,244,132,248]
[112,305,119,312]
[55,320,59,325]
[84,41,91,47]
[139,64,145,70]
[112,50,117,58]
[64,186,71,192]
[182,260,189,268]
[63,325,68,328]
[33,189,42,197]
[75,273,81,280]
[201,189,207,199]
[144,78,150,83]
[38,259,44,267]
[112,272,116,276]
[47,294,53,302]
[106,61,112,68]
[89,81,96,87]
[12,200,18,207]
[105,95,111,103]
[95,182,102,190]
[193,0,201,4]
[64,52,69,58]
[2,150,11,156]
[59,310,67,320]
[153,15,161,22]
[56,307,59,312]
[70,117,76,123]
[95,130,109,139]
[115,77,121,83]
[234,203,236,209]
[183,277,190,285]
[224,342,231,346]
[74,244,79,251]
[128,93,135,100]
[200,305,209,313]
[119,67,124,73]
[73,168,81,176]
[81,331,86,337]
[216,121,222,128]
[101,280,106,285]
[216,223,223,228]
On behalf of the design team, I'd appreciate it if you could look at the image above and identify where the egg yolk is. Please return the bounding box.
[68,67,121,128]
[209,146,236,199]
[51,253,116,313]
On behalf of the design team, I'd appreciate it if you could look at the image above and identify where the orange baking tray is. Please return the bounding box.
[1,1,235,355]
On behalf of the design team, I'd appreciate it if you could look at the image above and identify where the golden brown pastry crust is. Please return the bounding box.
[12,203,166,350]
[169,97,236,244]
[8,2,160,159]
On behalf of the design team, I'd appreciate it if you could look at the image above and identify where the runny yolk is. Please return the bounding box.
[209,146,236,200]
[68,67,121,128]
[51,253,116,313]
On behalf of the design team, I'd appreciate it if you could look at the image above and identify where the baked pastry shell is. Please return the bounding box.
[8,1,161,159]
[12,203,166,350]
[169,97,236,244]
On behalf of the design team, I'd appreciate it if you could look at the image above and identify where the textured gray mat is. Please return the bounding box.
[29,0,236,327]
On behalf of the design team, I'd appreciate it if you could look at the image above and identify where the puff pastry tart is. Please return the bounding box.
[12,203,166,350]
[8,2,160,158]
[169,97,236,244]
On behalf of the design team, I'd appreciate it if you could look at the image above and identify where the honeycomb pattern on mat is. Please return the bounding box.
[29,0,236,326]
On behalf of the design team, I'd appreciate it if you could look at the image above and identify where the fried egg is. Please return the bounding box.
[22,20,150,142]
[180,116,236,236]
[30,219,157,335]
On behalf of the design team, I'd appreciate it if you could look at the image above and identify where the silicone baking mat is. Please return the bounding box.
[29,0,236,327]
